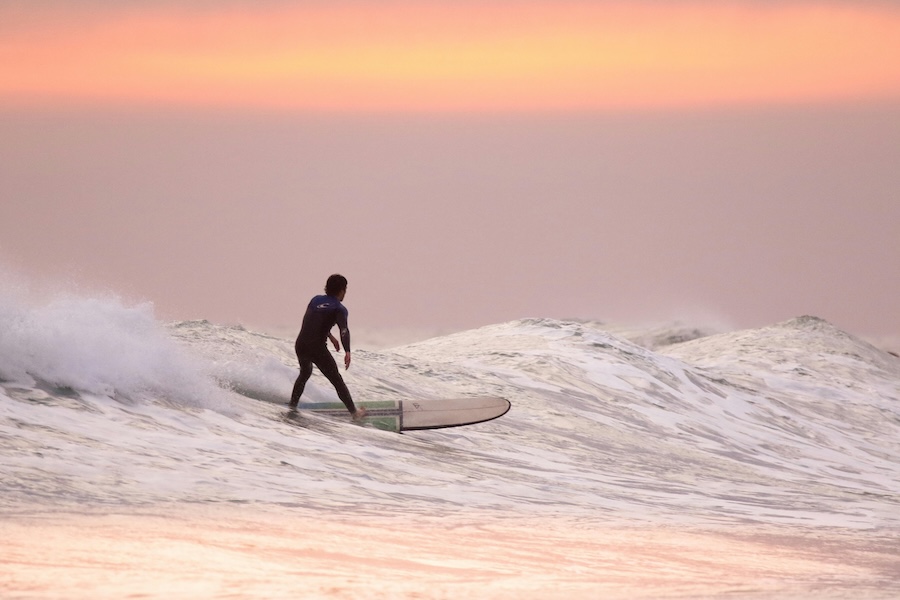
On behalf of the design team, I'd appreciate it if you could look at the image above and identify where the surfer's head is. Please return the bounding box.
[325,274,348,297]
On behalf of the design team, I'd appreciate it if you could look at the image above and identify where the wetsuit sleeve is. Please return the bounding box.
[336,307,351,352]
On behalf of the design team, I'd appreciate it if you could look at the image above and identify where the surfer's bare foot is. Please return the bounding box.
[352,407,367,421]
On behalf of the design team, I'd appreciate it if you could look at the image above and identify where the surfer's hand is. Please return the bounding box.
[344,351,351,370]
[329,334,340,352]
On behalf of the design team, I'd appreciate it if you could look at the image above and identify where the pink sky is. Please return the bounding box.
[1,1,899,338]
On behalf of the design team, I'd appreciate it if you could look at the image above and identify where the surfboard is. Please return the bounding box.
[298,396,510,433]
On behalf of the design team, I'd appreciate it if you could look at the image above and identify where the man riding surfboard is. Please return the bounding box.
[289,274,366,420]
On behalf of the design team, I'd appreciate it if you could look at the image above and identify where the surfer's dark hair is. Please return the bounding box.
[325,274,348,295]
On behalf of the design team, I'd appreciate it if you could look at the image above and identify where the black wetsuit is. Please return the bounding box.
[289,294,355,412]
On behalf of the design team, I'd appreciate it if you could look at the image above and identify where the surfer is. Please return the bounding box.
[289,274,366,420]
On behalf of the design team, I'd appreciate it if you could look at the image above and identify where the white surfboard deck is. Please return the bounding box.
[298,396,510,432]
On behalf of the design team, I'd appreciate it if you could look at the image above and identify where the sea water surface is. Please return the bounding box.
[1,289,899,598]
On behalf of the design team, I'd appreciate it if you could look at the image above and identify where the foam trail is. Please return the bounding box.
[0,282,221,408]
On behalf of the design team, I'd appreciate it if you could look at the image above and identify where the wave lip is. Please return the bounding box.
[0,292,220,407]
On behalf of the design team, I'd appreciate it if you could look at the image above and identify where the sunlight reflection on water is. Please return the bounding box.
[2,505,897,599]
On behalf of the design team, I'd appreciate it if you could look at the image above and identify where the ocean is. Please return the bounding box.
[1,290,899,599]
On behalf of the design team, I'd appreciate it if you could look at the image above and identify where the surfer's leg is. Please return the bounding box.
[312,349,357,415]
[290,355,313,407]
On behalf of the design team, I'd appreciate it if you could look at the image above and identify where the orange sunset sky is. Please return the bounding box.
[2,1,900,112]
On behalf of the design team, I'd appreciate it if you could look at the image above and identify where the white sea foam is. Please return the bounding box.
[2,287,899,597]
[0,286,221,407]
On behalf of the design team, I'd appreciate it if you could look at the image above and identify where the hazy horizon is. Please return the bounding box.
[1,1,899,340]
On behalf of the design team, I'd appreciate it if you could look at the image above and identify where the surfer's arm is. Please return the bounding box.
[335,309,352,370]
[329,332,340,351]
[335,309,351,354]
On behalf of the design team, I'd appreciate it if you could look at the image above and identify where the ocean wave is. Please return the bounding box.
[1,292,898,529]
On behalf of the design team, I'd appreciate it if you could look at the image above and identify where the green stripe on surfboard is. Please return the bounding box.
[299,400,402,432]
